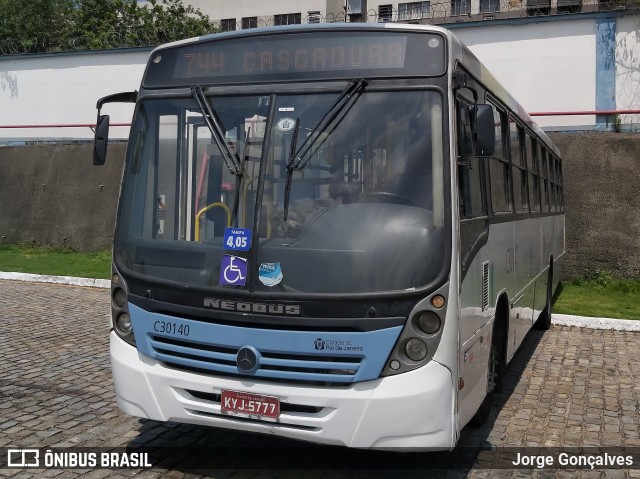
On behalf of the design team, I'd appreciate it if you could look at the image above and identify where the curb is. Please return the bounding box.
[1,272,639,331]
[552,313,640,331]
[0,272,110,289]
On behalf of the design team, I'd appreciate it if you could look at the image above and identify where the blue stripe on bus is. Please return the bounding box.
[129,303,403,384]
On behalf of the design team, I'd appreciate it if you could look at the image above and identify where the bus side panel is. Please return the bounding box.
[458,220,510,425]
[509,216,540,359]
[458,317,494,428]
[541,215,554,277]
[553,214,565,292]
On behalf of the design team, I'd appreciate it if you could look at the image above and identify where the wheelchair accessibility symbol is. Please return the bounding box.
[220,254,248,286]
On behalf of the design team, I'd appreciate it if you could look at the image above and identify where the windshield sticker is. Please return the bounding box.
[223,227,252,251]
[276,118,296,132]
[220,255,248,286]
[258,262,283,287]
[278,107,294,112]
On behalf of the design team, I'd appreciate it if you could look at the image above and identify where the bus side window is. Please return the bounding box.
[510,119,528,213]
[540,147,550,212]
[558,163,564,211]
[457,103,485,219]
[489,106,511,214]
[552,156,560,212]
[527,135,541,212]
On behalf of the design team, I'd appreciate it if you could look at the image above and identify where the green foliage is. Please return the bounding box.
[0,244,111,278]
[0,0,217,53]
[613,114,622,132]
[555,272,640,320]
[572,270,616,288]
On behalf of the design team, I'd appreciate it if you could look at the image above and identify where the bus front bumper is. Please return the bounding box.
[110,331,456,450]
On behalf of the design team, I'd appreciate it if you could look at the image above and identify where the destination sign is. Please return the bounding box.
[177,36,407,78]
[143,31,446,87]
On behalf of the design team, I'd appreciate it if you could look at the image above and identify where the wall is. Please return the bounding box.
[0,143,125,251]
[549,132,640,278]
[0,49,150,141]
[454,18,597,130]
[0,133,638,279]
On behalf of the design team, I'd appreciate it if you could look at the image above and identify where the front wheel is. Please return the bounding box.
[469,340,501,427]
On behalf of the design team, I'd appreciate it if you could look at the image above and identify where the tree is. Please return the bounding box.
[0,0,217,54]
[0,0,74,53]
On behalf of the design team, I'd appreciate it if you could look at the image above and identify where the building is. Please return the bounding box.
[185,0,628,28]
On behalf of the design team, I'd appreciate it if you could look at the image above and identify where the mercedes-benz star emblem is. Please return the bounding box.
[236,346,259,372]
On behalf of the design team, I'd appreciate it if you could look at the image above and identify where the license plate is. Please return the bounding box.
[221,389,280,420]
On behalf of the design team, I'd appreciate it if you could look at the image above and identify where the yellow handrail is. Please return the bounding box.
[194,202,231,241]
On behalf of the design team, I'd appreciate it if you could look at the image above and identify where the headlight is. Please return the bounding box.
[112,288,127,308]
[417,311,441,334]
[115,313,132,334]
[111,264,136,347]
[381,286,448,378]
[405,338,428,361]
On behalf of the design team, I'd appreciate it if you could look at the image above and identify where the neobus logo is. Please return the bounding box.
[203,297,301,316]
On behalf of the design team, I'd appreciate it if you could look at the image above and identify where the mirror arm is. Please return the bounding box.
[453,73,479,135]
[96,91,138,110]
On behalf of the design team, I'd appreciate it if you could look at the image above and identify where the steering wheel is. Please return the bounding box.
[361,192,418,207]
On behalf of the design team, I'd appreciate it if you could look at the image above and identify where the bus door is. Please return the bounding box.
[455,94,492,427]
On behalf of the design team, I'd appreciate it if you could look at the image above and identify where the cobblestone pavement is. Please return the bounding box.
[1,279,640,478]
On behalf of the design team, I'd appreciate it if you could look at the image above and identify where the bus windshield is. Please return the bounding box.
[115,87,446,295]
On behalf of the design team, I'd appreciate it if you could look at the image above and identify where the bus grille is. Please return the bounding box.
[149,335,362,384]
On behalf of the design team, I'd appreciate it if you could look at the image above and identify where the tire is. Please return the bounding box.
[469,340,500,427]
[535,268,553,330]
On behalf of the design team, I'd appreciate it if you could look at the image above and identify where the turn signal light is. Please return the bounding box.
[431,294,445,308]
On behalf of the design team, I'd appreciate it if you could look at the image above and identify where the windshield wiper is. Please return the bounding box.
[283,120,300,222]
[191,87,242,176]
[281,79,366,224]
[287,79,367,170]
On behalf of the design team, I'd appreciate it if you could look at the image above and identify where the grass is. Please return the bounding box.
[554,272,640,320]
[0,244,111,279]
[0,244,638,319]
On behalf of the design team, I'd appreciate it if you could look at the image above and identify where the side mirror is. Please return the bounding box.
[472,104,495,157]
[92,91,137,166]
[93,114,110,166]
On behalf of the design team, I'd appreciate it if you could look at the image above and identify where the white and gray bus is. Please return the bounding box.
[94,23,565,450]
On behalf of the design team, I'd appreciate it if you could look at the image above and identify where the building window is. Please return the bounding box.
[308,10,321,23]
[451,0,470,15]
[480,0,501,12]
[241,17,257,29]
[378,4,393,22]
[220,18,236,32]
[398,2,431,20]
[274,13,302,25]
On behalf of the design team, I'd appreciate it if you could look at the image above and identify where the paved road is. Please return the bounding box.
[1,280,639,478]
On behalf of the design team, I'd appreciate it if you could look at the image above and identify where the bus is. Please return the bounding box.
[94,23,565,450]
